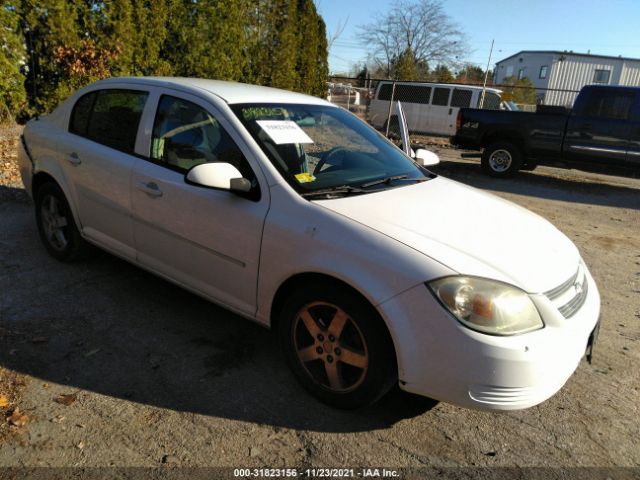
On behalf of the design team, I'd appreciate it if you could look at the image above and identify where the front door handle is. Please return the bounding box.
[137,181,163,198]
[67,152,81,166]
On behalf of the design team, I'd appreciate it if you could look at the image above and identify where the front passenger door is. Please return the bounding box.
[131,94,269,316]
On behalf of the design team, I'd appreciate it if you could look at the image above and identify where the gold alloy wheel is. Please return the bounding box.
[293,302,369,393]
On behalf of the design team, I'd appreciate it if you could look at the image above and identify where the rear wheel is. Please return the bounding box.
[35,182,95,261]
[278,282,397,409]
[481,141,522,177]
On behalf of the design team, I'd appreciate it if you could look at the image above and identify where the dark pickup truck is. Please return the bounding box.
[452,85,640,177]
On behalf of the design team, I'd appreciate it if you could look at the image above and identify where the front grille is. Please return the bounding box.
[557,275,588,318]
[544,264,588,319]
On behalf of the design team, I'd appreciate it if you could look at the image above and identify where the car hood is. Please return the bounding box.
[314,176,579,293]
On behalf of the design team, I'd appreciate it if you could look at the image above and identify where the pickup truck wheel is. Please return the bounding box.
[481,142,522,177]
[278,282,397,409]
[35,182,95,261]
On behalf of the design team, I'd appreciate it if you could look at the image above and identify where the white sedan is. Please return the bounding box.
[18,77,600,410]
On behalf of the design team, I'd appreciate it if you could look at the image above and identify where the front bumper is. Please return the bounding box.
[378,268,601,411]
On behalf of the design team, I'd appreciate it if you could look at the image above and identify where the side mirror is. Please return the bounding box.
[185,162,251,193]
[413,148,440,167]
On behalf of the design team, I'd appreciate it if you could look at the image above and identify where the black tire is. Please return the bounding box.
[278,281,397,409]
[35,182,95,261]
[481,141,522,177]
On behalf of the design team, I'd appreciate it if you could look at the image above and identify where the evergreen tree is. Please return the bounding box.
[269,0,298,90]
[431,64,454,83]
[19,0,83,112]
[0,1,26,121]
[393,48,417,81]
[313,14,328,97]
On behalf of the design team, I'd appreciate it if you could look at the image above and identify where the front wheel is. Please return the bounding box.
[481,141,522,177]
[278,283,397,409]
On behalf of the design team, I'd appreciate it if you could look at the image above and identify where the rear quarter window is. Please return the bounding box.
[69,92,96,136]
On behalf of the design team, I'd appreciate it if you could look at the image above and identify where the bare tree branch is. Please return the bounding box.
[357,0,467,77]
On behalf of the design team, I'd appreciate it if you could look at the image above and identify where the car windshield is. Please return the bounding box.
[231,103,432,196]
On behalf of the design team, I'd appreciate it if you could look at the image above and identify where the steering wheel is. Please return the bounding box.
[313,147,348,175]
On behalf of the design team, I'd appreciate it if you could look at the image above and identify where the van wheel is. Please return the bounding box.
[35,182,95,261]
[278,282,397,409]
[481,141,522,177]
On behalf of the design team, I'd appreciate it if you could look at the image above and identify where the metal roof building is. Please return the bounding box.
[494,50,640,106]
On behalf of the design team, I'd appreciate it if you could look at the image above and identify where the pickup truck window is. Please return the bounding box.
[578,90,635,120]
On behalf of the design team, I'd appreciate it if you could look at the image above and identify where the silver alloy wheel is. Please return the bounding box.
[40,194,69,251]
[488,149,513,172]
[293,301,369,393]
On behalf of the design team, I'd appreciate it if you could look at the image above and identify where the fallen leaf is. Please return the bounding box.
[76,441,85,449]
[31,336,48,344]
[51,415,66,424]
[54,393,77,406]
[0,395,9,408]
[8,407,29,427]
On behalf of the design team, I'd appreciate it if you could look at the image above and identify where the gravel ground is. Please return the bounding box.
[0,126,639,477]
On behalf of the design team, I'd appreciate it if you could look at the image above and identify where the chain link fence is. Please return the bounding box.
[326,76,580,140]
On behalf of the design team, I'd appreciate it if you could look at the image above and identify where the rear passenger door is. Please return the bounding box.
[58,88,149,260]
[564,88,633,169]
[624,93,640,170]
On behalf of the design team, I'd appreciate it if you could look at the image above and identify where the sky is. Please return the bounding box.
[316,0,640,75]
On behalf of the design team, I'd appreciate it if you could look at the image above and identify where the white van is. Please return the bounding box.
[368,81,503,136]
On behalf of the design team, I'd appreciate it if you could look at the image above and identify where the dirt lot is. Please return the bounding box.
[0,126,639,477]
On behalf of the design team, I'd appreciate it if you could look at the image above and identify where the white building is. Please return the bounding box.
[494,50,640,106]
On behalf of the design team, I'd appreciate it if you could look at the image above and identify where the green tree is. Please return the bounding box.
[431,64,453,83]
[499,75,537,104]
[0,2,26,121]
[313,14,329,97]
[19,0,84,113]
[393,48,417,81]
[455,65,486,84]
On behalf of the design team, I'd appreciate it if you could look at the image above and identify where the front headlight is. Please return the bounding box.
[427,276,543,336]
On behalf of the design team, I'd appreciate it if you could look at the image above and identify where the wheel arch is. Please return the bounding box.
[269,272,398,370]
[31,170,83,230]
[482,131,526,154]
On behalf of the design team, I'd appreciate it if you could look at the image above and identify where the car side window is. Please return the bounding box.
[79,89,148,153]
[69,91,96,136]
[150,95,254,180]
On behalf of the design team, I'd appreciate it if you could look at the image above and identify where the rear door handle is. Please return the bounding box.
[137,181,163,198]
[67,152,81,166]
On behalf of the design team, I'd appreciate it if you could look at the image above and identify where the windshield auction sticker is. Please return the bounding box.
[256,120,314,145]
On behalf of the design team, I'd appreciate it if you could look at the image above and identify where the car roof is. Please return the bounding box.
[92,77,332,106]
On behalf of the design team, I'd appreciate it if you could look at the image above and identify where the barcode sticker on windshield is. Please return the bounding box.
[256,120,314,145]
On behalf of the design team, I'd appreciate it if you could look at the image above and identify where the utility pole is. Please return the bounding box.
[480,39,494,109]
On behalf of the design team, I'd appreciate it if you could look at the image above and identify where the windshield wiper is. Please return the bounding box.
[300,185,368,199]
[360,175,419,188]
